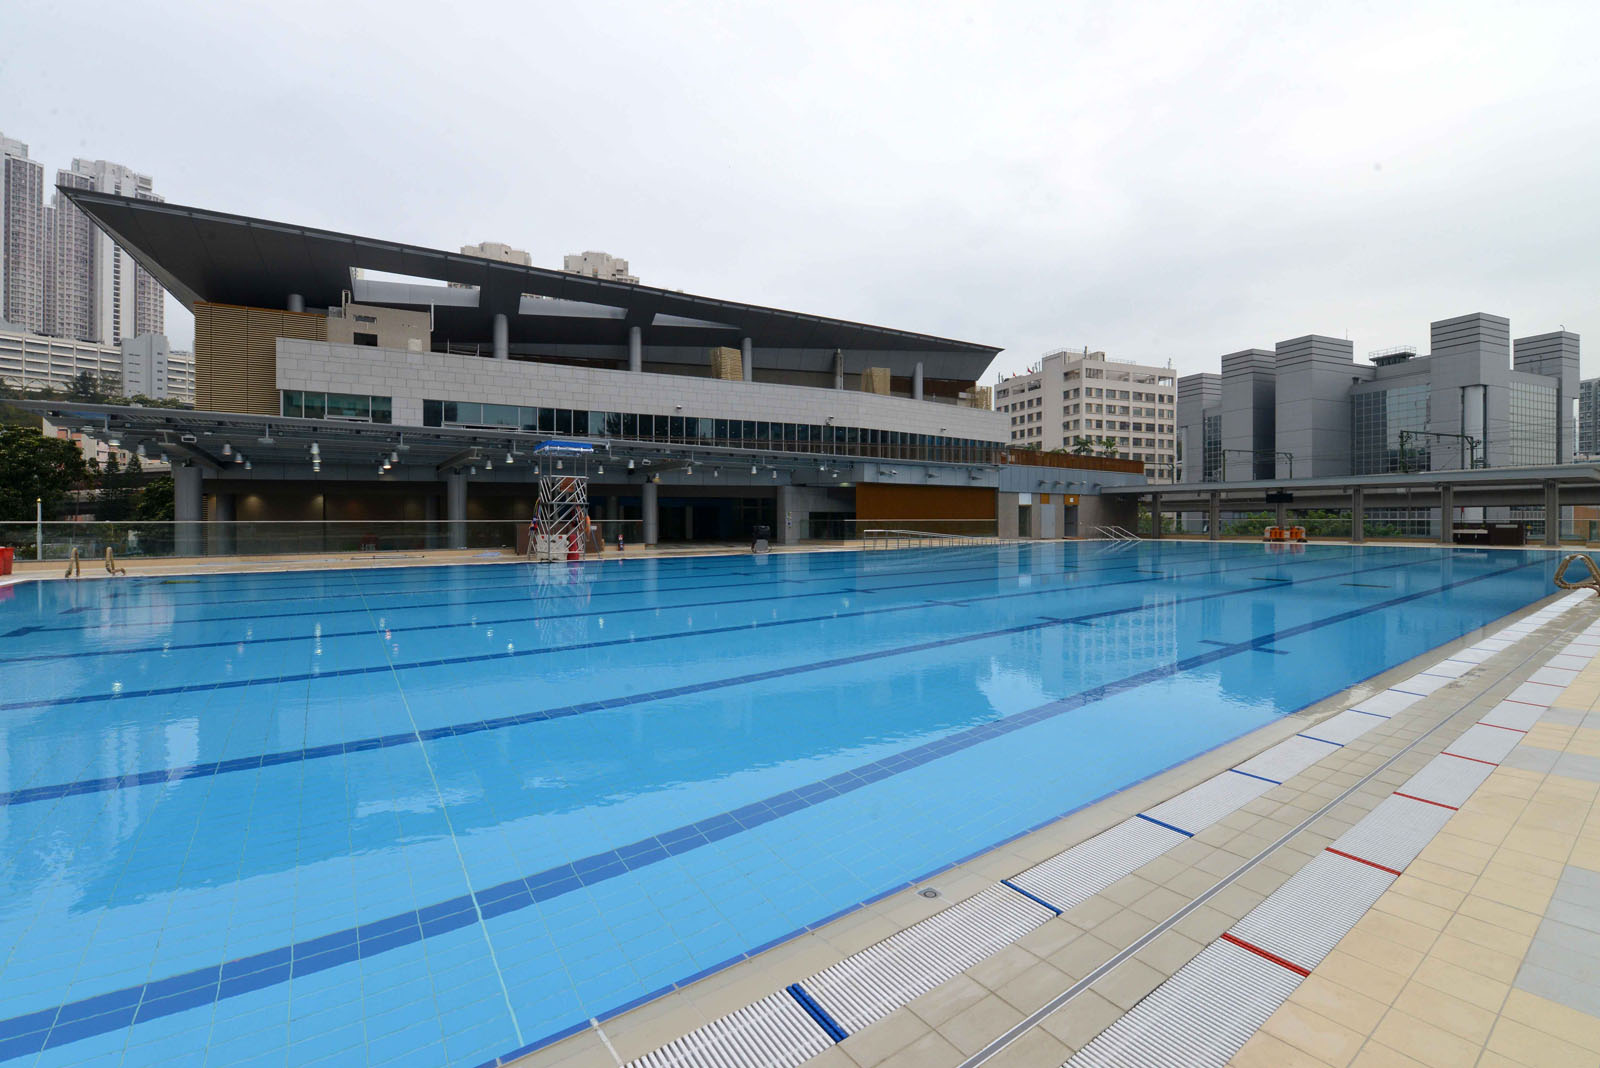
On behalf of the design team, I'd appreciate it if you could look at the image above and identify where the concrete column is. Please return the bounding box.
[287,293,304,313]
[1275,500,1288,531]
[1351,486,1365,544]
[1439,483,1453,545]
[1149,493,1163,539]
[776,484,798,545]
[741,337,753,382]
[642,479,659,545]
[683,504,694,541]
[211,492,236,556]
[493,313,508,360]
[1208,492,1221,541]
[425,493,440,549]
[628,326,642,372]
[834,349,845,390]
[913,362,924,402]
[1545,480,1561,547]
[445,469,468,549]
[174,463,204,557]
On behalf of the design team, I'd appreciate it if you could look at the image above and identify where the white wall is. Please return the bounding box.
[277,339,1007,441]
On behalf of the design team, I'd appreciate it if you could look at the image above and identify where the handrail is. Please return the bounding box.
[1554,553,1600,597]
[1093,525,1141,541]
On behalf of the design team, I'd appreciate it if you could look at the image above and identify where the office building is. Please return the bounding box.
[1580,377,1600,458]
[1178,313,1579,483]
[120,332,193,402]
[563,250,637,284]
[993,349,1177,480]
[1,133,46,334]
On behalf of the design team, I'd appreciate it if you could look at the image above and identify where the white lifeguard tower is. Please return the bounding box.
[528,441,596,561]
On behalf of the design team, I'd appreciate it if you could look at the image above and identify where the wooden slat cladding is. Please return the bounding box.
[194,302,326,414]
[856,483,997,523]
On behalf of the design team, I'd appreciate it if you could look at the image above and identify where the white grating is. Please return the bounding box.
[1326,794,1453,872]
[1234,736,1338,783]
[1061,939,1301,1068]
[1397,753,1494,809]
[1228,852,1395,970]
[1300,709,1383,746]
[802,883,1053,1033]
[1347,689,1422,718]
[1010,817,1189,912]
[624,990,833,1068]
[1143,772,1274,835]
[1443,723,1519,765]
[1392,672,1452,697]
[1529,665,1580,687]
[1420,659,1474,679]
[1478,699,1544,732]
[1507,681,1565,706]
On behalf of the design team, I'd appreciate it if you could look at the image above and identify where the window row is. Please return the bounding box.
[282,390,393,423]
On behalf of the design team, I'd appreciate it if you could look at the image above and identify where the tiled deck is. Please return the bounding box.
[508,587,1600,1068]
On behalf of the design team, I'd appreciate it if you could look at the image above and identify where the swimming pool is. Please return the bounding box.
[0,542,1558,1066]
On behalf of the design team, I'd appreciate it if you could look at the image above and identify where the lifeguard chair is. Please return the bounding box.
[529,441,595,562]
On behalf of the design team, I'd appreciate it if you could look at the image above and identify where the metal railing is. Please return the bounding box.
[862,529,1018,551]
[1093,525,1141,541]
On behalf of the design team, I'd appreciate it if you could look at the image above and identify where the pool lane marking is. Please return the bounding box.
[785,984,848,1043]
[2,546,1263,644]
[0,558,1545,1058]
[1217,932,1312,977]
[1325,847,1404,877]
[1001,880,1064,916]
[0,552,1445,806]
[1393,791,1460,810]
[349,584,525,1048]
[0,548,1427,709]
[1135,814,1195,837]
[1229,768,1283,786]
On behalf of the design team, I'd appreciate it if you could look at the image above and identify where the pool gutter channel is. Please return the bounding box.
[573,589,1589,1068]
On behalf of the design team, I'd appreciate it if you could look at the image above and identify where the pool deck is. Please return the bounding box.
[501,585,1600,1068]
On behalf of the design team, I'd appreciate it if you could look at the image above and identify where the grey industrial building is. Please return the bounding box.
[1179,313,1579,483]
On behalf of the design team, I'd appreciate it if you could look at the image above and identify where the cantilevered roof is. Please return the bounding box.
[62,189,1001,373]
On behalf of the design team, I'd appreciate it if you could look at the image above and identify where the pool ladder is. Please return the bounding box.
[1555,553,1600,597]
[1094,525,1141,542]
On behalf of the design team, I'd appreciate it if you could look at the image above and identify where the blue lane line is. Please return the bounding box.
[0,552,1431,804]
[1001,878,1064,915]
[1229,768,1283,785]
[1297,734,1344,747]
[1135,813,1195,837]
[0,555,1544,1059]
[785,983,848,1043]
[1351,708,1392,719]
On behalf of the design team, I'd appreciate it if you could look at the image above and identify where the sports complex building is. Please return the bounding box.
[30,189,1148,554]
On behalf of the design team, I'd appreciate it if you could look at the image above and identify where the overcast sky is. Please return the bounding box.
[5,0,1596,382]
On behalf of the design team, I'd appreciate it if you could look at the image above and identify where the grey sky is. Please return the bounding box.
[5,0,1597,382]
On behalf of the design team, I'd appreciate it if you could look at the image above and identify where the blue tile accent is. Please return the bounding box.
[1134,813,1195,837]
[785,983,847,1043]
[1229,768,1283,786]
[1297,733,1343,747]
[1000,878,1063,915]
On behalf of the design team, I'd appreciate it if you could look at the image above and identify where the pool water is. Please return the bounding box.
[0,542,1558,1066]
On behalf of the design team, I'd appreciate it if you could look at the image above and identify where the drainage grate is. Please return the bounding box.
[802,884,1053,1033]
[1142,772,1274,835]
[1061,939,1301,1068]
[1398,753,1494,808]
[1232,736,1340,783]
[623,990,833,1068]
[1298,709,1385,746]
[1227,852,1395,971]
[1010,817,1189,912]
[1443,723,1522,765]
[1325,794,1453,872]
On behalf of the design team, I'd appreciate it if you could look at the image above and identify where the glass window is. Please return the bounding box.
[483,403,518,426]
[555,409,573,434]
[281,390,303,418]
[669,415,685,441]
[653,415,669,438]
[423,399,443,427]
[325,393,370,420]
[605,412,622,436]
[622,413,637,437]
[370,396,392,424]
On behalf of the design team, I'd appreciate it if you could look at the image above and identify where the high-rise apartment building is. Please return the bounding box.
[1,133,46,333]
[1579,377,1600,458]
[1178,313,1579,482]
[562,250,638,284]
[47,169,97,340]
[53,159,165,344]
[449,242,533,289]
[993,349,1177,479]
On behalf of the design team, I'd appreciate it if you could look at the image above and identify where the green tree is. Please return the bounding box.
[1070,436,1096,455]
[97,452,139,522]
[0,425,90,520]
[1097,436,1120,457]
[135,474,176,521]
